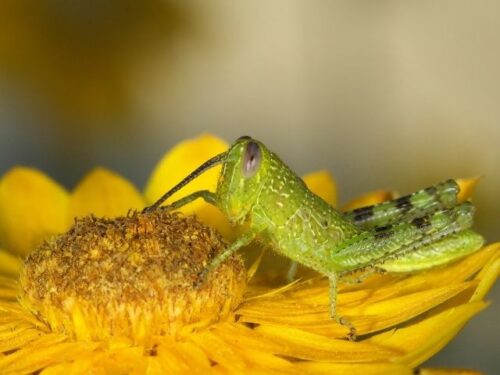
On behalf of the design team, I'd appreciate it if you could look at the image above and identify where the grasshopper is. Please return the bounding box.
[144,136,484,338]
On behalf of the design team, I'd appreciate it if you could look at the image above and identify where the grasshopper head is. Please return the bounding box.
[216,136,270,225]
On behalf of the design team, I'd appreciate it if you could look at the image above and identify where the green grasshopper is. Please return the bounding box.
[144,136,484,338]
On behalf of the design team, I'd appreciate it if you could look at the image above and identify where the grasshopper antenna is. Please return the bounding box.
[143,151,227,212]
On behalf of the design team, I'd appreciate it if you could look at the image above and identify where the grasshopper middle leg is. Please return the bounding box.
[329,272,357,340]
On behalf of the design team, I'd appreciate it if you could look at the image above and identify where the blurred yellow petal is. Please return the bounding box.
[0,276,18,300]
[144,134,232,237]
[419,368,482,375]
[342,190,395,211]
[295,362,412,375]
[456,177,480,202]
[370,302,486,368]
[302,170,337,206]
[0,250,21,277]
[470,244,500,302]
[67,167,144,221]
[0,167,69,256]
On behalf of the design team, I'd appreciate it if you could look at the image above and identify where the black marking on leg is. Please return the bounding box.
[395,195,413,213]
[352,206,375,223]
[412,216,431,230]
[374,225,393,239]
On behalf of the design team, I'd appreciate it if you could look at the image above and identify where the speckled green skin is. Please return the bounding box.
[160,137,484,337]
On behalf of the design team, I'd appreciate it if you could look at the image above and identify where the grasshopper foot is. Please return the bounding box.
[339,316,357,341]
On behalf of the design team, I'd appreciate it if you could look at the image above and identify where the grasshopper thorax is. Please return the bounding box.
[216,137,270,225]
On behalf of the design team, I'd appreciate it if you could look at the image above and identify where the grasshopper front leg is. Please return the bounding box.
[196,232,256,287]
[144,190,217,213]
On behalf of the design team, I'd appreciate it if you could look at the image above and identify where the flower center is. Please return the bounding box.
[19,210,246,345]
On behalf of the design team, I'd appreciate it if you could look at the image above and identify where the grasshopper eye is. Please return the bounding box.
[242,141,261,178]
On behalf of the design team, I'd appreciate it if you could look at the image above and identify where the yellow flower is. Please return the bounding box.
[0,134,497,374]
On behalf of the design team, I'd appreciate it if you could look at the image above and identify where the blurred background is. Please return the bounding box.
[0,1,498,372]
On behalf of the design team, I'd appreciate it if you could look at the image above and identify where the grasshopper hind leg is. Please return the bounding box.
[329,273,357,341]
[343,179,459,230]
[379,229,484,273]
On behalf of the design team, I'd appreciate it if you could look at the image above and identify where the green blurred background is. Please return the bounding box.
[0,1,498,372]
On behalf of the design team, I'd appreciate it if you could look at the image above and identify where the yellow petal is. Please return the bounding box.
[211,323,295,372]
[40,359,94,375]
[0,327,42,352]
[346,283,473,335]
[342,190,395,211]
[0,334,97,374]
[68,167,144,221]
[190,329,247,372]
[94,346,147,374]
[456,177,480,202]
[156,338,212,373]
[254,324,400,362]
[212,323,410,374]
[0,250,21,277]
[0,167,69,256]
[239,281,473,338]
[144,134,232,238]
[302,171,337,206]
[370,302,486,368]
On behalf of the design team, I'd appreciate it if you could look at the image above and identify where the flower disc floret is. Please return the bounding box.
[19,210,246,345]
